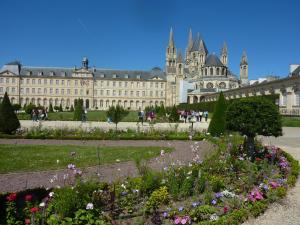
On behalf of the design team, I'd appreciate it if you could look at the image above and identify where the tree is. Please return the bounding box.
[49,103,54,113]
[167,105,179,122]
[54,106,60,111]
[12,104,21,111]
[106,105,129,130]
[24,103,36,114]
[73,99,83,121]
[70,105,74,112]
[59,104,63,112]
[226,97,282,160]
[0,92,20,134]
[208,92,227,136]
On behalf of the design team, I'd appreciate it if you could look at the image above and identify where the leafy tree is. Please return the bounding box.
[208,92,227,136]
[12,103,21,111]
[106,105,129,130]
[226,97,282,160]
[54,106,60,111]
[59,104,63,112]
[25,103,36,114]
[168,105,179,122]
[73,99,83,121]
[70,105,74,112]
[0,92,20,134]
[49,103,54,113]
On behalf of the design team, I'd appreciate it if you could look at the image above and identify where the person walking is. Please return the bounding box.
[204,111,209,122]
[199,111,203,122]
[137,109,144,125]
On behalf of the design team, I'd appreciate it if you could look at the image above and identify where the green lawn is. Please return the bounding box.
[0,144,172,173]
[282,116,300,127]
[18,110,139,122]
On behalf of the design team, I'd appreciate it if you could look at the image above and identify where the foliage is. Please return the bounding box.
[208,92,227,136]
[0,92,20,134]
[49,103,54,113]
[24,103,36,114]
[59,103,63,112]
[70,105,74,112]
[248,200,268,217]
[54,106,60,111]
[168,105,180,122]
[106,105,129,130]
[209,175,225,192]
[73,99,83,121]
[226,97,282,159]
[12,104,21,111]
[145,186,169,213]
[190,205,216,222]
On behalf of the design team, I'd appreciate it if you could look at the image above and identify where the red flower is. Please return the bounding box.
[6,193,17,202]
[25,218,31,224]
[25,194,33,202]
[223,206,229,214]
[30,207,39,213]
[255,157,262,161]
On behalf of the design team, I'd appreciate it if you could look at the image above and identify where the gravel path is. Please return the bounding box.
[243,128,300,225]
[0,139,214,193]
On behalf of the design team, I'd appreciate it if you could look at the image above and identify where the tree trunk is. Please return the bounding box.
[245,135,255,161]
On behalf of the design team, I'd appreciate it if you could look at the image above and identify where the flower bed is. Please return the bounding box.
[1,136,299,225]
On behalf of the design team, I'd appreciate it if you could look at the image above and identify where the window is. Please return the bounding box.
[80,89,83,95]
[61,89,64,94]
[124,90,128,96]
[143,82,145,87]
[150,91,153,97]
[44,79,47,84]
[75,89,78,94]
[155,82,158,88]
[6,78,9,83]
[125,82,128,87]
[38,79,41,84]
[119,81,122,87]
[50,88,53,94]
[119,90,122,96]
[26,88,29,94]
[32,88,35,94]
[136,91,139,97]
[206,82,214,89]
[137,82,140,88]
[142,91,145,96]
[12,87,15,93]
[113,90,116,96]
[113,81,116,87]
[131,82,134,88]
[44,88,47,94]
[106,81,109,86]
[210,68,213,75]
[67,89,70,94]
[26,79,30,84]
[100,90,103,95]
[62,80,65,85]
[155,91,158,97]
[6,87,9,92]
[150,82,153,88]
[0,78,3,83]
[295,92,300,106]
[130,91,133,96]
[32,79,35,84]
[20,88,24,94]
[75,80,78,86]
[106,90,110,96]
[55,89,59,94]
[281,94,287,106]
[56,80,59,85]
[161,91,164,97]
[12,78,15,83]
[160,83,163,88]
[50,80,53,85]
[100,81,103,87]
[0,87,3,93]
[38,88,41,94]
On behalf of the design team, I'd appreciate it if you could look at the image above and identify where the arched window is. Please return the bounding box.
[210,68,213,75]
[281,93,287,106]
[206,82,214,89]
[205,68,207,76]
[219,82,226,89]
[294,92,300,106]
[216,68,220,75]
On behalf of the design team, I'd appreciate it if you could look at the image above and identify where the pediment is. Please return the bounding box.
[0,70,17,76]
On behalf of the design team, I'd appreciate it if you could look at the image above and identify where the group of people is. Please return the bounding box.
[31,108,48,122]
[137,110,156,125]
[179,110,209,123]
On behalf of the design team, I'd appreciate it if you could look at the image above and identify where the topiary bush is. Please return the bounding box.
[0,92,20,134]
[208,92,227,136]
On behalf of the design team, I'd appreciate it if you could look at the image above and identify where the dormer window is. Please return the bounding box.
[100,74,105,78]
[38,71,43,76]
[137,75,141,79]
[27,71,32,76]
[124,74,129,79]
[61,72,66,77]
[113,74,117,78]
[50,71,55,76]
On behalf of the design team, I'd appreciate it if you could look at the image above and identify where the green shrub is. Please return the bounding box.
[210,175,225,192]
[287,175,297,187]
[141,170,161,195]
[179,176,194,198]
[73,99,83,121]
[145,186,169,213]
[194,172,206,194]
[190,205,216,222]
[208,92,227,137]
[49,103,54,113]
[248,200,268,217]
[106,105,129,130]
[0,92,20,134]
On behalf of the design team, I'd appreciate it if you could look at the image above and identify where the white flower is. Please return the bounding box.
[210,213,219,221]
[116,159,120,162]
[187,171,192,175]
[39,202,46,207]
[117,168,121,171]
[121,183,126,189]
[86,203,94,210]
[49,179,54,183]
[160,150,165,156]
[56,159,60,164]
[49,192,54,197]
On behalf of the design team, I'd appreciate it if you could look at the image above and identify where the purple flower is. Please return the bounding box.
[67,164,76,170]
[192,202,200,207]
[211,199,217,205]
[121,191,128,196]
[163,211,168,218]
[178,206,184,211]
[215,192,223,199]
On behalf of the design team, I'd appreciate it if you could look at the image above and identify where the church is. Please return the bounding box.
[165,28,249,105]
[0,28,248,110]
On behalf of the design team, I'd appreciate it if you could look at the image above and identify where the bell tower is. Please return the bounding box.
[240,50,249,86]
[165,27,177,74]
[220,42,228,66]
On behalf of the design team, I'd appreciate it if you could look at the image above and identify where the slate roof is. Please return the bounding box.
[191,36,208,53]
[204,54,224,67]
[291,66,300,76]
[17,66,166,81]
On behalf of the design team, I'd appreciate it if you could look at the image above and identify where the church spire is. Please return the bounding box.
[221,41,228,55]
[221,42,228,66]
[168,27,174,47]
[199,40,206,53]
[177,50,183,63]
[187,28,193,50]
[240,50,248,65]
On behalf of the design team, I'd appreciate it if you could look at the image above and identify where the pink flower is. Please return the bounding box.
[25,218,31,224]
[30,207,39,213]
[174,216,181,225]
[181,218,187,224]
[223,206,229,213]
[270,181,280,189]
[6,193,17,202]
[25,194,33,202]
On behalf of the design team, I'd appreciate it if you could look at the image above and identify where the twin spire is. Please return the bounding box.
[168,27,175,47]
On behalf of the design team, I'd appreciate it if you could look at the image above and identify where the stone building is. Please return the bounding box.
[165,28,249,104]
[0,59,166,110]
[0,27,249,109]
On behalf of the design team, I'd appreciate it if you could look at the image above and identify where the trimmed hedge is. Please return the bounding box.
[178,94,279,113]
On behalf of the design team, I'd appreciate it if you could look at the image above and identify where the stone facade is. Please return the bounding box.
[0,59,167,110]
[201,70,300,116]
[165,28,248,105]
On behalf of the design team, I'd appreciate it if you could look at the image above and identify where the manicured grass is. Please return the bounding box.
[0,144,172,173]
[17,110,139,122]
[282,116,300,127]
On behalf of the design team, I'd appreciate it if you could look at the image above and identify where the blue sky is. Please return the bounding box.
[0,0,299,79]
